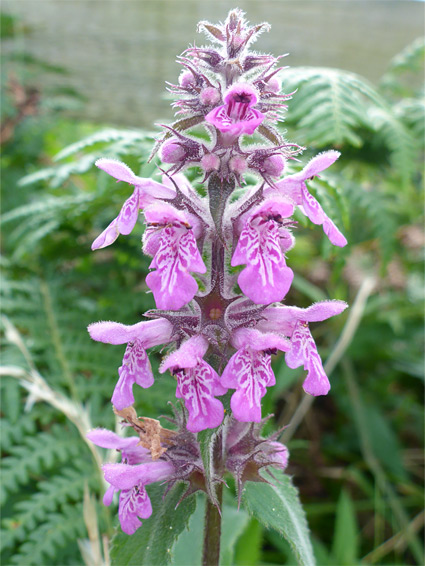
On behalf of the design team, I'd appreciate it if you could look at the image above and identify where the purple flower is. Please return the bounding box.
[143,202,207,310]
[221,328,290,422]
[267,151,347,247]
[231,198,295,304]
[92,159,176,250]
[88,319,174,410]
[102,460,175,535]
[266,440,289,470]
[258,300,348,395]
[160,335,227,432]
[87,428,152,507]
[205,83,264,139]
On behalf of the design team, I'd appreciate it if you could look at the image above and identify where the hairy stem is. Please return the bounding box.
[202,482,223,566]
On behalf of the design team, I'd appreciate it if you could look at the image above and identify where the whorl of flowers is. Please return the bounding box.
[87,9,348,534]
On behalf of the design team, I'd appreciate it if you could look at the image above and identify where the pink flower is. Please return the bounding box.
[205,83,264,138]
[88,319,174,410]
[231,198,295,304]
[258,300,348,395]
[143,203,207,310]
[160,335,227,432]
[102,460,174,535]
[92,159,176,250]
[221,328,290,422]
[267,151,347,247]
[87,428,152,507]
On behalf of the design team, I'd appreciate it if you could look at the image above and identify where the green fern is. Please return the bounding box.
[1,465,95,550]
[282,67,375,147]
[9,504,87,565]
[282,67,420,186]
[53,127,154,161]
[0,415,36,452]
[0,428,84,505]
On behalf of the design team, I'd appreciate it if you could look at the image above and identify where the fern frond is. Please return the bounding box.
[54,128,152,161]
[282,67,420,185]
[368,106,418,187]
[385,37,425,77]
[2,465,95,551]
[9,504,86,565]
[20,153,101,188]
[0,415,36,452]
[282,67,375,147]
[0,429,83,505]
[395,97,425,146]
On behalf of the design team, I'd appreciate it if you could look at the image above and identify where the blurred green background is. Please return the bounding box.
[1,1,424,565]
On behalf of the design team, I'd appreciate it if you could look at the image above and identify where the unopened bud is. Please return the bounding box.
[262,154,286,177]
[201,153,220,172]
[179,71,195,88]
[229,156,247,175]
[265,77,281,93]
[200,87,221,106]
[160,140,186,164]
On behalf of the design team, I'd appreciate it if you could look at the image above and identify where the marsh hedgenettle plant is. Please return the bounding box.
[87,9,347,564]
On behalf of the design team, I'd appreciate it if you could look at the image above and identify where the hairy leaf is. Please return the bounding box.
[110,482,197,566]
[242,470,315,566]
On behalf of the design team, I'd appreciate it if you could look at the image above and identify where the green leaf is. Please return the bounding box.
[331,490,359,565]
[110,483,196,566]
[234,518,263,566]
[170,496,204,566]
[220,503,250,566]
[242,470,315,566]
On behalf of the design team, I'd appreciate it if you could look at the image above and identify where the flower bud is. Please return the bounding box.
[200,87,221,106]
[262,154,286,177]
[160,140,186,164]
[265,77,281,94]
[179,71,196,88]
[229,156,247,175]
[201,153,220,172]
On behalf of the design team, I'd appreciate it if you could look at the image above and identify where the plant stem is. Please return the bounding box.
[202,482,223,566]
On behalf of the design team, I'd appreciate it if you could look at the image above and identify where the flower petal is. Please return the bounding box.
[160,335,208,373]
[291,150,341,181]
[96,158,141,184]
[285,321,330,396]
[111,340,154,410]
[175,361,225,432]
[118,485,152,535]
[103,484,117,506]
[233,222,294,304]
[103,461,174,490]
[222,349,275,422]
[117,189,140,235]
[87,319,173,347]
[258,300,348,335]
[231,327,290,353]
[146,226,205,310]
[300,185,347,247]
[92,217,120,250]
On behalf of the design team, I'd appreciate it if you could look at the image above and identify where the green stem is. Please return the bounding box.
[202,482,223,566]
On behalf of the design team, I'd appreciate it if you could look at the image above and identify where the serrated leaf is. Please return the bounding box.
[332,489,359,565]
[242,469,315,566]
[109,482,196,566]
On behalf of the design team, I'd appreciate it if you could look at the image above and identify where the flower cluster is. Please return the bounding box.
[87,9,348,534]
[88,409,288,534]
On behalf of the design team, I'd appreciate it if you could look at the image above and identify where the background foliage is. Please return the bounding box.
[1,10,424,565]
